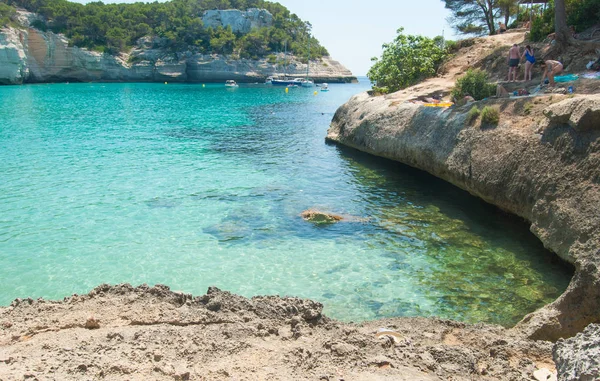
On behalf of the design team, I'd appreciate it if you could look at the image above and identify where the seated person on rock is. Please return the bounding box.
[499,22,507,33]
[496,84,509,98]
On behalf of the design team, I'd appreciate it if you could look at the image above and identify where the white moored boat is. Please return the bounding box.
[225,80,239,87]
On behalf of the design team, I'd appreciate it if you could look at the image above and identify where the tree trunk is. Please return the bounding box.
[477,0,495,35]
[554,0,570,47]
[488,0,496,34]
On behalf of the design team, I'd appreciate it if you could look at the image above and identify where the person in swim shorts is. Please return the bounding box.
[507,44,520,82]
[521,45,535,81]
[540,60,563,87]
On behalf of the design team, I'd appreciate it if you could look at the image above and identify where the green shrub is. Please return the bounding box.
[30,19,47,32]
[0,2,16,26]
[523,102,533,115]
[530,11,554,42]
[445,40,458,53]
[267,54,277,64]
[367,28,448,94]
[481,106,500,125]
[529,0,600,42]
[467,106,481,124]
[451,69,496,102]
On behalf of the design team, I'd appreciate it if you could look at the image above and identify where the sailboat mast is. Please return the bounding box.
[306,35,310,80]
[284,41,287,79]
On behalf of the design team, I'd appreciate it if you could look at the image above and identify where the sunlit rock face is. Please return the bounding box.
[201,8,273,34]
[0,27,27,84]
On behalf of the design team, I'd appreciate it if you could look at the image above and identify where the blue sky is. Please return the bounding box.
[275,0,455,75]
[75,0,456,76]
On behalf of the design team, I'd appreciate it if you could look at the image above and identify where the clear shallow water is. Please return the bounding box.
[0,81,571,326]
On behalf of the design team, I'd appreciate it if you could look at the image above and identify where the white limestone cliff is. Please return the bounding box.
[0,9,355,85]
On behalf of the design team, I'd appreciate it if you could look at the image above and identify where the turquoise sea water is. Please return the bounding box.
[0,80,571,326]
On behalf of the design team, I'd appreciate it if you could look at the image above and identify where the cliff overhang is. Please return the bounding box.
[327,92,600,341]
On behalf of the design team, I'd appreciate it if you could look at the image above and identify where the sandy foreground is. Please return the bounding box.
[0,284,555,380]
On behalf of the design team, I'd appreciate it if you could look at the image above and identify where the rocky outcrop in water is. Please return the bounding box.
[327,93,600,341]
[0,10,355,85]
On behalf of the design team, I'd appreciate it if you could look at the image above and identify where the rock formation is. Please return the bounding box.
[553,323,600,380]
[0,283,561,380]
[0,9,355,85]
[0,27,27,85]
[327,93,600,341]
[201,8,273,34]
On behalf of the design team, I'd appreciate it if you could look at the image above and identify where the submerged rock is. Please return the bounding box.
[300,209,344,224]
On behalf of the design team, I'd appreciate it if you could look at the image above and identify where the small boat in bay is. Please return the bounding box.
[225,80,239,87]
[320,83,329,92]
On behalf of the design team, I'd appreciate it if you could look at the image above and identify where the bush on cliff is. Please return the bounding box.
[0,2,15,26]
[451,69,496,102]
[367,28,448,94]
[481,106,500,125]
[467,105,481,124]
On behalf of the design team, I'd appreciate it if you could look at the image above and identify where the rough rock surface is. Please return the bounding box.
[202,8,273,34]
[0,284,558,380]
[0,10,355,85]
[553,323,600,380]
[327,93,600,341]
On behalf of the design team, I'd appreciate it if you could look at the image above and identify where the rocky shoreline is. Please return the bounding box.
[326,92,600,343]
[0,283,574,380]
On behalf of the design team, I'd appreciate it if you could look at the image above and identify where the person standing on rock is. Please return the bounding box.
[521,45,536,81]
[540,60,563,87]
[507,44,521,82]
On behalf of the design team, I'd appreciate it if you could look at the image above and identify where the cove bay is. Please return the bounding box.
[0,81,571,326]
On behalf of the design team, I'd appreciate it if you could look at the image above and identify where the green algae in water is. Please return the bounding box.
[336,147,572,326]
[0,82,572,327]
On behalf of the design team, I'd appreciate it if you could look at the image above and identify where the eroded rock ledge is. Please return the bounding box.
[327,93,600,341]
[0,283,561,380]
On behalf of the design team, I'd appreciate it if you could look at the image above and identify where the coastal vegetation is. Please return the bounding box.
[367,28,448,94]
[0,0,328,58]
[0,1,15,26]
[467,105,481,124]
[530,0,600,42]
[444,0,521,36]
[444,0,598,44]
[451,69,496,102]
[480,105,500,124]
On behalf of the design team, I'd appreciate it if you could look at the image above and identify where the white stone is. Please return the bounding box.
[533,368,557,381]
